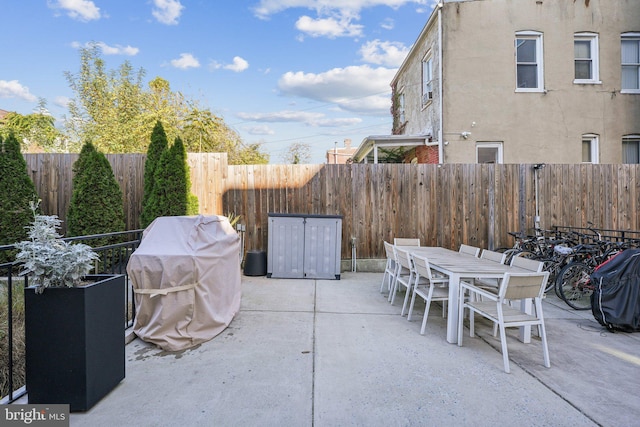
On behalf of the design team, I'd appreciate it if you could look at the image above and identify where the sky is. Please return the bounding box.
[0,0,437,163]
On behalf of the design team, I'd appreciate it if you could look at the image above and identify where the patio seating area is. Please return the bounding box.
[38,272,640,426]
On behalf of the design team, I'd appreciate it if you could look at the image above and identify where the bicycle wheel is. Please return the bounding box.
[495,248,525,265]
[556,262,594,310]
[540,258,561,292]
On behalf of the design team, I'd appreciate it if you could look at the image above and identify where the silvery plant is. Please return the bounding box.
[15,201,99,294]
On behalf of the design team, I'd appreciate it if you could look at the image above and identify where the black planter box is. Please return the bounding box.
[24,274,126,412]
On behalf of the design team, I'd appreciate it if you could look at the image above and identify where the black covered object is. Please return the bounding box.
[591,249,640,332]
[244,250,267,276]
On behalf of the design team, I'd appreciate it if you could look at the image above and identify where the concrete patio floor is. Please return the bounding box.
[61,272,640,426]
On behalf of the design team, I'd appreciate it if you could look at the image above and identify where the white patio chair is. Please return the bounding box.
[389,246,415,316]
[474,249,508,289]
[510,255,544,272]
[482,254,545,336]
[394,238,421,246]
[380,241,396,294]
[407,253,450,334]
[481,249,507,264]
[458,271,551,373]
[459,244,481,257]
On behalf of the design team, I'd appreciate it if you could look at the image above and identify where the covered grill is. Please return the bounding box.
[127,215,241,351]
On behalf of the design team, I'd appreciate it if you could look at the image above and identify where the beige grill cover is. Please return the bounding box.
[127,215,241,351]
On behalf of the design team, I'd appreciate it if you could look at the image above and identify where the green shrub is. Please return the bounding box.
[146,137,199,220]
[187,193,199,216]
[0,133,39,263]
[140,121,168,228]
[66,142,126,247]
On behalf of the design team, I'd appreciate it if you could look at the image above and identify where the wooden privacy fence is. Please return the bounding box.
[23,153,639,260]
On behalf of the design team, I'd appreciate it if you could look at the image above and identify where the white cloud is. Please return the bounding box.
[54,96,71,108]
[359,40,409,67]
[209,57,250,73]
[96,42,139,56]
[0,80,37,102]
[253,0,428,39]
[380,18,394,30]
[316,117,363,126]
[295,15,363,38]
[224,57,249,72]
[253,0,428,19]
[246,125,276,135]
[71,41,139,56]
[238,110,325,124]
[277,65,396,115]
[170,53,200,69]
[48,0,101,21]
[152,0,184,25]
[237,110,361,128]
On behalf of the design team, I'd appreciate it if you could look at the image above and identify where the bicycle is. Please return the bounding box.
[555,240,627,309]
[498,229,578,292]
[496,230,547,264]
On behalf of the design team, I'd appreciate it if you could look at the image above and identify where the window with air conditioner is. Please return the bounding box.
[422,52,433,106]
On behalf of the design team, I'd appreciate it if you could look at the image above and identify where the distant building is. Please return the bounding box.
[353,0,640,164]
[326,139,357,164]
[0,109,9,121]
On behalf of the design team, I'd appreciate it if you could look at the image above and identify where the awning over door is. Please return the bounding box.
[351,134,435,163]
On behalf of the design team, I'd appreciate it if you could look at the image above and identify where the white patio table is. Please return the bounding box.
[399,246,532,344]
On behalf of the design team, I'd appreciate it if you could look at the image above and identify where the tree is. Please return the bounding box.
[0,133,39,262]
[151,137,198,218]
[64,45,269,163]
[283,142,311,164]
[64,43,148,153]
[181,105,269,164]
[236,142,270,164]
[66,141,126,246]
[0,100,62,152]
[140,121,169,228]
[146,77,189,144]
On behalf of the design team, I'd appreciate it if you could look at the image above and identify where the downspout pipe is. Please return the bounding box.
[438,3,444,164]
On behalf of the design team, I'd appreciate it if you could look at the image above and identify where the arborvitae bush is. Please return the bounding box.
[174,137,199,216]
[66,142,126,247]
[0,133,39,263]
[187,193,199,216]
[140,121,168,228]
[152,137,198,217]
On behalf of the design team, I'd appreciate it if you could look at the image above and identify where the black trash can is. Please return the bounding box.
[244,250,267,276]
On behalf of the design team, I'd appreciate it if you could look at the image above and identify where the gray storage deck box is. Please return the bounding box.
[267,213,342,279]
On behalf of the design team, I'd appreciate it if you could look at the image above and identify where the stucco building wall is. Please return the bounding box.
[392,0,640,164]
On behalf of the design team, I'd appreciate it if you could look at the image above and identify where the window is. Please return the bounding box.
[476,142,503,164]
[574,33,599,83]
[622,135,640,164]
[582,134,599,163]
[398,92,405,124]
[515,31,544,92]
[621,33,640,93]
[422,52,433,106]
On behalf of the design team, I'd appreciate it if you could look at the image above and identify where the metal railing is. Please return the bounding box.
[0,229,143,404]
[551,225,640,244]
